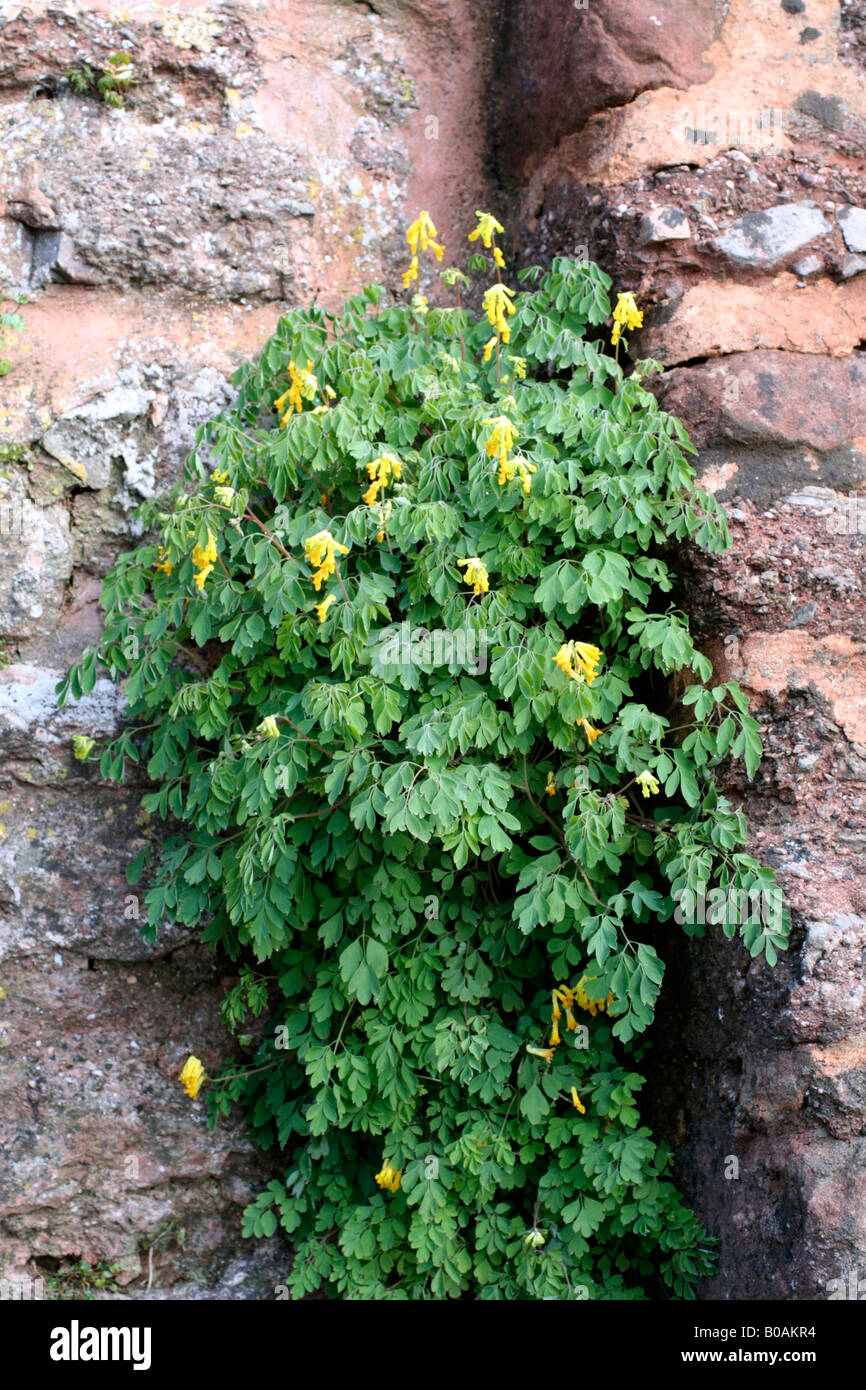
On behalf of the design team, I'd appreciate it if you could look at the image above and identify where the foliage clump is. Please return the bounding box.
[65,53,136,108]
[59,211,787,1300]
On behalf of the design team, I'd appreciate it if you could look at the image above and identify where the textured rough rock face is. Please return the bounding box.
[515,0,866,1299]
[0,0,495,1295]
[498,0,719,181]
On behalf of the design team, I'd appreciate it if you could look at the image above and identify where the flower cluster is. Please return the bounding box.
[554,640,602,685]
[374,1162,402,1193]
[456,556,489,596]
[574,975,614,1017]
[362,452,402,508]
[403,210,444,288]
[303,529,349,592]
[482,283,515,358]
[484,415,518,473]
[257,715,279,739]
[497,452,536,494]
[192,530,218,591]
[611,291,643,347]
[525,985,595,1113]
[468,209,504,251]
[275,359,319,424]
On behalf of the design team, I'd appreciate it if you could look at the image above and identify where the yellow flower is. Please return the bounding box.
[363,453,401,508]
[571,1087,586,1115]
[456,556,489,596]
[303,529,349,591]
[192,531,217,569]
[482,283,515,341]
[404,211,443,286]
[210,468,229,484]
[375,498,393,542]
[574,641,602,683]
[554,985,580,1032]
[483,335,497,363]
[315,594,336,624]
[493,245,505,268]
[192,529,218,591]
[575,975,614,1017]
[407,210,442,257]
[468,210,505,249]
[514,456,536,495]
[554,640,602,684]
[578,718,602,745]
[545,771,556,797]
[483,415,519,472]
[375,1162,403,1193]
[179,1055,205,1100]
[554,644,573,676]
[526,1044,555,1064]
[549,1019,561,1047]
[154,546,172,575]
[508,355,527,380]
[636,769,661,797]
[257,715,279,739]
[611,291,643,346]
[72,735,95,760]
[276,360,318,424]
[213,485,235,507]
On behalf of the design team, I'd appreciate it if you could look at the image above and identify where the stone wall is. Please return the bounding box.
[0,0,496,1294]
[512,0,866,1300]
[2,0,865,1300]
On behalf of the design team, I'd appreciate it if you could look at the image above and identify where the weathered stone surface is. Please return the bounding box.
[0,662,123,779]
[0,951,285,1289]
[498,0,718,180]
[841,252,866,278]
[839,203,866,253]
[4,183,59,231]
[739,631,866,746]
[658,350,866,453]
[642,275,866,363]
[41,371,156,494]
[519,0,866,193]
[714,202,832,268]
[637,206,691,245]
[0,475,73,639]
[792,252,824,277]
[0,214,30,290]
